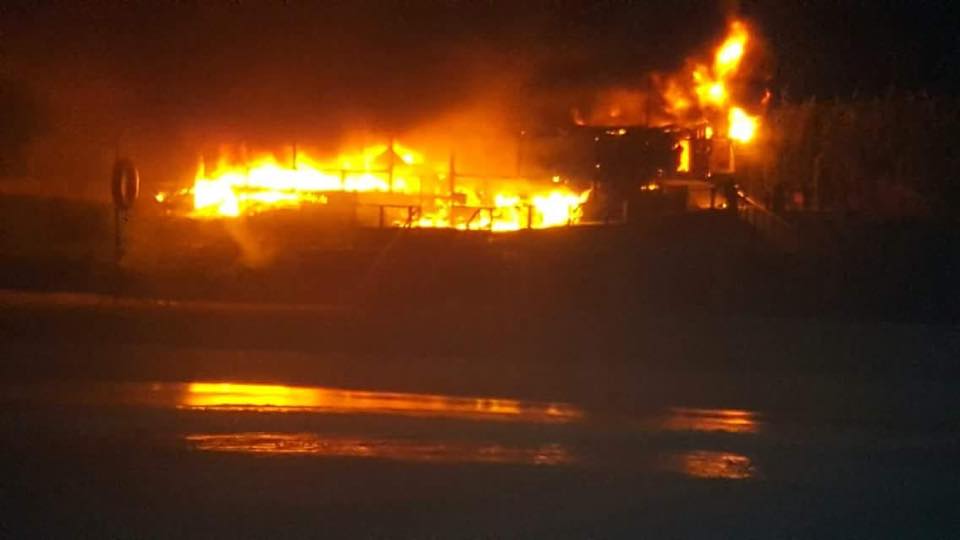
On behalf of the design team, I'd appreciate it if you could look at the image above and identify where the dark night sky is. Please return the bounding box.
[3,3,957,94]
[743,1,960,99]
[2,2,958,124]
[0,1,958,183]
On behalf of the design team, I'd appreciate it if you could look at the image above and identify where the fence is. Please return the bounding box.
[738,194,798,253]
[737,94,960,218]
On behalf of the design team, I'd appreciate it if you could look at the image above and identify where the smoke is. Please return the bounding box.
[0,2,742,197]
[0,77,45,177]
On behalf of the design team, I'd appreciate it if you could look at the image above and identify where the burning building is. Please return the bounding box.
[560,19,764,219]
[151,20,763,231]
[155,139,590,232]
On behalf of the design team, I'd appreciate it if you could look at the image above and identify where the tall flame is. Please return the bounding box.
[656,19,760,143]
[714,21,748,78]
[584,20,761,142]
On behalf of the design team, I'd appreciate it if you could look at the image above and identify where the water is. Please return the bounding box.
[2,291,958,537]
[3,378,957,538]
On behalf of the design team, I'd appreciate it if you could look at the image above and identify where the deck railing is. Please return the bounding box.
[738,194,799,253]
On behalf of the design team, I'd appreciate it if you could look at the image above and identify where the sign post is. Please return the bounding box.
[111,158,139,261]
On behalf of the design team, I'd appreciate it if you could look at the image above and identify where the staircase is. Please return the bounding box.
[738,194,799,253]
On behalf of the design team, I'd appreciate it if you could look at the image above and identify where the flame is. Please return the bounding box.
[728,107,758,143]
[164,142,590,226]
[714,21,748,78]
[689,21,748,112]
[676,140,691,172]
[690,20,757,141]
[651,19,760,146]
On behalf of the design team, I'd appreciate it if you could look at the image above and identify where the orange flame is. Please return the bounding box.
[728,107,758,143]
[163,142,590,225]
[657,19,760,143]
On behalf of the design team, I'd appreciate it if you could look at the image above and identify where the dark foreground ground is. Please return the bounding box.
[1,193,958,323]
[1,195,959,537]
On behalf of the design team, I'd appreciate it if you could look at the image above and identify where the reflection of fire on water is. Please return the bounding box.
[3,379,759,477]
[180,382,583,424]
[664,450,756,480]
[183,433,754,478]
[185,432,573,466]
[180,384,580,466]
[659,407,760,434]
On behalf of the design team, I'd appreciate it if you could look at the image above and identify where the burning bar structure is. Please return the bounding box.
[524,19,764,222]
[155,140,591,232]
[152,20,762,232]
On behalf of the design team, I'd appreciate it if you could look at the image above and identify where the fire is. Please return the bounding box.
[728,107,758,143]
[714,21,748,78]
[676,140,691,172]
[655,19,760,144]
[689,20,748,110]
[582,20,761,145]
[162,142,590,228]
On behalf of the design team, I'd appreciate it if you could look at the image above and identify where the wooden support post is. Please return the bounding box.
[448,152,456,198]
[114,208,125,262]
[388,137,395,193]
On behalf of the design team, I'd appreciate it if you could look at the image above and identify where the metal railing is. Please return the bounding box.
[361,204,422,229]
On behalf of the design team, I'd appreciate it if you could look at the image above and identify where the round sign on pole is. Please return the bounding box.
[111,158,139,210]
[111,158,138,262]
